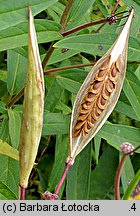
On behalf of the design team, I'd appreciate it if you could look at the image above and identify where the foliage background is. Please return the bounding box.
[0,0,140,200]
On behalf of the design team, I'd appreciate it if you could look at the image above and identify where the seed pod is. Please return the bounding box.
[19,6,45,188]
[68,9,134,164]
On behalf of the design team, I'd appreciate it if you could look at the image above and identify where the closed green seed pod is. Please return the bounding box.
[19,6,45,188]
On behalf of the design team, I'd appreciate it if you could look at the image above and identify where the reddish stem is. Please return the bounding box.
[114,155,126,200]
[19,185,26,200]
[55,160,72,195]
[60,0,74,32]
[95,0,121,33]
[111,0,121,15]
[62,18,108,37]
[44,62,95,74]
[42,159,73,200]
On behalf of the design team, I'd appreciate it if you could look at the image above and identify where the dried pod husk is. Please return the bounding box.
[19,6,45,188]
[68,9,134,164]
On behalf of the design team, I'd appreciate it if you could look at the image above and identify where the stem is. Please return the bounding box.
[19,185,26,200]
[42,42,55,69]
[114,144,140,200]
[111,0,121,15]
[114,155,126,200]
[42,0,74,69]
[96,0,121,33]
[44,62,95,74]
[6,88,24,108]
[60,0,74,32]
[54,160,72,195]
[95,23,106,33]
[62,18,108,36]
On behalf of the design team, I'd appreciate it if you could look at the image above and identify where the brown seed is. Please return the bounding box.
[102,84,110,99]
[109,66,119,83]
[82,101,93,110]
[97,95,107,109]
[93,81,102,91]
[101,97,106,106]
[88,92,95,99]
[77,113,88,121]
[98,69,107,77]
[87,114,95,127]
[74,128,81,137]
[111,65,117,77]
[74,121,84,130]
[95,69,107,81]
[91,107,100,120]
[82,129,88,139]
[100,61,108,70]
[84,121,91,133]
[106,80,115,92]
[80,106,90,114]
[96,106,102,115]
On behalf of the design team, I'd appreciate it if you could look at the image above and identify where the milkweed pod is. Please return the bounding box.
[68,9,134,164]
[19,6,45,188]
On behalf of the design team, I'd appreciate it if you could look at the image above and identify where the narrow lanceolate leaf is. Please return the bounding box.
[19,7,45,188]
[68,9,134,164]
[0,139,19,161]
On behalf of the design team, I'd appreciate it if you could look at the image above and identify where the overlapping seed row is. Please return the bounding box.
[74,55,121,138]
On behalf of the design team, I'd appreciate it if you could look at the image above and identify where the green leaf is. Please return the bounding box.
[0,181,17,200]
[47,2,65,23]
[48,49,79,66]
[96,0,111,16]
[45,77,64,112]
[56,76,81,94]
[0,139,19,161]
[37,169,48,193]
[0,80,7,98]
[94,136,101,165]
[123,169,140,200]
[121,155,135,193]
[123,71,140,121]
[0,118,9,142]
[48,135,68,198]
[89,146,118,199]
[67,0,94,24]
[8,110,21,149]
[0,20,62,52]
[0,0,58,31]
[56,101,72,114]
[0,101,7,114]
[56,68,87,83]
[54,34,140,61]
[15,48,79,64]
[115,100,138,121]
[0,155,19,197]
[42,112,70,135]
[7,50,27,96]
[0,69,7,83]
[66,143,92,200]
[97,122,140,152]
[123,0,140,15]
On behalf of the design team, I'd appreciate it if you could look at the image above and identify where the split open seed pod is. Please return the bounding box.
[68,9,134,164]
[19,6,45,188]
